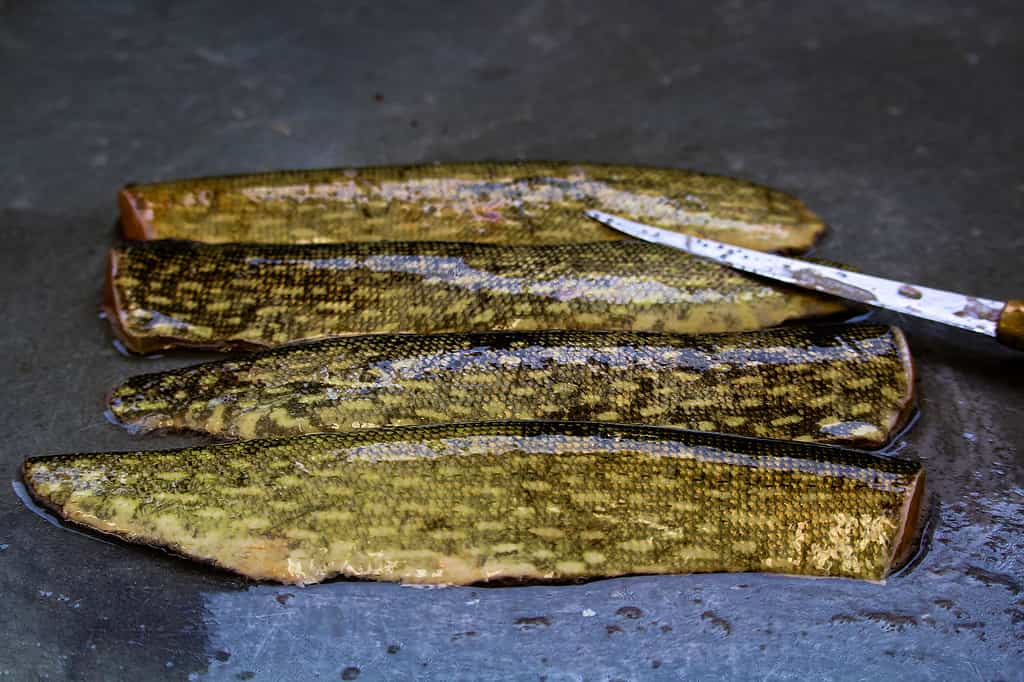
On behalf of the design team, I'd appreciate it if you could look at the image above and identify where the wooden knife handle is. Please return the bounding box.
[996,299,1024,350]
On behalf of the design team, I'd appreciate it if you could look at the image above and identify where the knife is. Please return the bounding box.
[585,210,1024,350]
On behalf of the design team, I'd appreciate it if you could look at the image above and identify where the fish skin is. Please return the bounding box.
[119,162,825,252]
[108,324,914,448]
[21,421,923,586]
[105,240,849,354]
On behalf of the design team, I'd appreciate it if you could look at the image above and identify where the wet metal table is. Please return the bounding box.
[1,2,1021,679]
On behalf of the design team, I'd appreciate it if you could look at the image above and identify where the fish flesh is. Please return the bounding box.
[22,421,924,585]
[105,240,848,353]
[108,324,914,448]
[119,162,825,252]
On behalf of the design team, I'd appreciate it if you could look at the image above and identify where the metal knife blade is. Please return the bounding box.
[586,209,1009,339]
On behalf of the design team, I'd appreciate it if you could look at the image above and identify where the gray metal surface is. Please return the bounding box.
[1,2,1022,680]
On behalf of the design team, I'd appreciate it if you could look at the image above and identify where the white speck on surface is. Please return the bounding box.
[195,47,228,65]
[464,599,479,606]
[582,608,596,617]
[270,120,293,136]
[963,432,977,442]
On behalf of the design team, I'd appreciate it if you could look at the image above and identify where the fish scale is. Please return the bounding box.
[119,162,825,252]
[108,324,914,448]
[22,421,924,586]
[105,240,849,354]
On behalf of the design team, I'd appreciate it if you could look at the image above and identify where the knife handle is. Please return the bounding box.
[997,299,1024,350]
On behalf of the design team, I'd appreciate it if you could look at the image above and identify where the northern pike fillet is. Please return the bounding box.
[21,421,924,585]
[108,324,914,448]
[105,240,848,353]
[119,162,825,252]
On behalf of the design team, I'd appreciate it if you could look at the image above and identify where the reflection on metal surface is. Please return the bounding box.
[10,480,116,546]
[195,481,1024,681]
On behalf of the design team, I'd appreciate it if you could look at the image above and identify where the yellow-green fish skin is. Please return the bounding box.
[105,240,848,354]
[108,324,914,448]
[119,162,825,252]
[22,421,923,586]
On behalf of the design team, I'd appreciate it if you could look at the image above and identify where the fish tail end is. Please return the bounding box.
[118,188,155,240]
[890,467,926,573]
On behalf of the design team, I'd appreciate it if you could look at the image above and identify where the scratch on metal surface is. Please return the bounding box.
[897,284,923,299]
[789,268,877,302]
[954,298,1001,322]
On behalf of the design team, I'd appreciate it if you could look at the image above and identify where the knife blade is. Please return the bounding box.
[586,209,1024,350]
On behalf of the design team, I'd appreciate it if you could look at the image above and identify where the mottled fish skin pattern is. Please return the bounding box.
[22,421,923,586]
[119,162,825,252]
[106,240,848,354]
[108,324,913,448]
